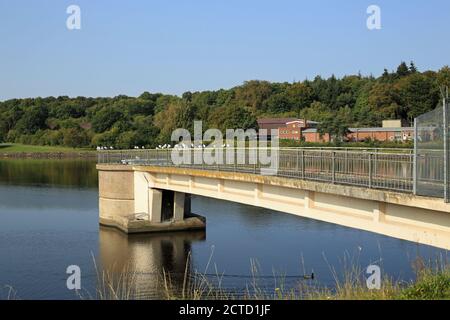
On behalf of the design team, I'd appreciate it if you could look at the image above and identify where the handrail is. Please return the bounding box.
[97,148,424,195]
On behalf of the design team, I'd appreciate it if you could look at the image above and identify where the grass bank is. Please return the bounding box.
[93,257,450,300]
[4,258,449,300]
[0,143,95,158]
[161,266,450,300]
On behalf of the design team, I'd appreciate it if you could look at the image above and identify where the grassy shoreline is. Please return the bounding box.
[159,265,450,300]
[0,143,96,158]
[93,257,450,300]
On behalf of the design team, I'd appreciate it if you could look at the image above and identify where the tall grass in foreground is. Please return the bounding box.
[2,258,449,300]
[93,254,450,300]
[0,286,18,300]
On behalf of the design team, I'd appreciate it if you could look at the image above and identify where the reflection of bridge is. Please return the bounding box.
[99,227,205,299]
[97,148,450,250]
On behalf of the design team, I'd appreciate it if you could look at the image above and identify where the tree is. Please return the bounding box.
[133,116,159,148]
[154,102,182,143]
[182,91,193,102]
[437,66,450,89]
[116,131,138,149]
[62,127,90,148]
[318,106,353,142]
[409,61,418,74]
[0,119,8,142]
[396,62,410,77]
[263,93,291,114]
[91,107,123,133]
[234,80,273,112]
[208,105,257,132]
[175,102,196,132]
[15,105,48,134]
[299,101,333,122]
[367,82,403,122]
[396,73,440,119]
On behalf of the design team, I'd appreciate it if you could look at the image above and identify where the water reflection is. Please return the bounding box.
[0,159,98,188]
[99,227,206,298]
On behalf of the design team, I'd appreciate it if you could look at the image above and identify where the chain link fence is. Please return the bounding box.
[414,99,449,201]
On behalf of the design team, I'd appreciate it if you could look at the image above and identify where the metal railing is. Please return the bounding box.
[98,148,420,194]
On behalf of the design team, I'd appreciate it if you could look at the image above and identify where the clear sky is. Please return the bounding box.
[0,0,449,100]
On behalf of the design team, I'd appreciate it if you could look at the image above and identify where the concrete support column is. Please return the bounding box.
[173,192,185,222]
[99,167,135,221]
[304,190,314,209]
[184,194,192,217]
[373,202,386,223]
[218,180,224,193]
[149,188,163,223]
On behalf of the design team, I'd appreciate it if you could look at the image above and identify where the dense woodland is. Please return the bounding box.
[0,62,449,148]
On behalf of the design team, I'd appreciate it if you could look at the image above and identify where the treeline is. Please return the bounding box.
[0,62,449,149]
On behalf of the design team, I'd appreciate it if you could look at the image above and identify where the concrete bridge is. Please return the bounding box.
[97,148,450,250]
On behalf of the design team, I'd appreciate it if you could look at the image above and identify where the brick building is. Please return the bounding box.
[302,127,413,143]
[257,117,413,143]
[257,118,318,140]
[278,120,319,140]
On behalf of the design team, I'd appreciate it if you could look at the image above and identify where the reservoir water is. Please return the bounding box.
[0,159,447,299]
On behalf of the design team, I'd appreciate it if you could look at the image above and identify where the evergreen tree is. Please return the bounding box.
[396,62,410,77]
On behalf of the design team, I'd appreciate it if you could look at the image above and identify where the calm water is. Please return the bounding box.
[0,159,447,299]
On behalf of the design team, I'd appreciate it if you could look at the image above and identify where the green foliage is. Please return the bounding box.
[91,107,124,133]
[399,269,450,300]
[299,101,333,122]
[0,62,447,149]
[15,105,48,134]
[208,105,258,132]
[318,106,353,142]
[62,127,90,148]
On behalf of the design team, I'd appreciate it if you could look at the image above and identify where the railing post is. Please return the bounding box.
[369,153,373,188]
[374,149,378,178]
[444,97,449,202]
[413,118,418,195]
[332,151,336,183]
[234,148,237,172]
[301,150,305,179]
[296,149,299,177]
[345,148,348,174]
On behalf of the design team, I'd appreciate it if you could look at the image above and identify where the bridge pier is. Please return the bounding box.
[98,166,205,234]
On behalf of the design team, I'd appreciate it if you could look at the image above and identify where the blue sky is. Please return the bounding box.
[0,0,449,100]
